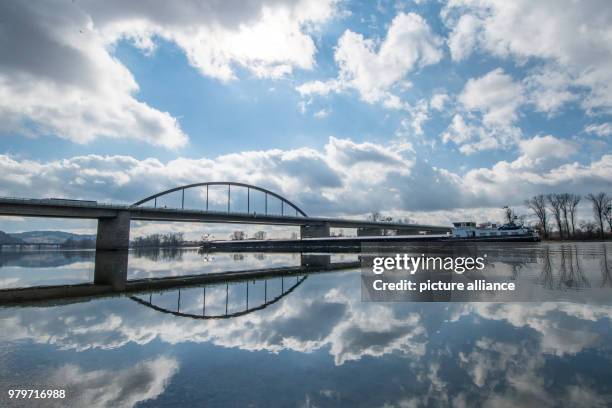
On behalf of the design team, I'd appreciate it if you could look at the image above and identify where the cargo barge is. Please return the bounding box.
[200,222,538,252]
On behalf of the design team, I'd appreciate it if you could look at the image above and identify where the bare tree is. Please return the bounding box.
[604,201,612,233]
[586,192,610,239]
[580,220,597,235]
[503,206,513,224]
[368,211,383,222]
[525,195,548,238]
[503,206,522,225]
[559,193,571,237]
[368,211,393,235]
[547,194,565,239]
[568,194,581,237]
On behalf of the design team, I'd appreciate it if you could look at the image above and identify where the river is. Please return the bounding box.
[1,242,611,407]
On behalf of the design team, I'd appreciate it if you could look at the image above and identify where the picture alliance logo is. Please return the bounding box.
[371,254,488,275]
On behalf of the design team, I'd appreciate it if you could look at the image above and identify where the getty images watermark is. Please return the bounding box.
[360,244,517,302]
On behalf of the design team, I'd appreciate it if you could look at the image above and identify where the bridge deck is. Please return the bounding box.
[0,197,451,232]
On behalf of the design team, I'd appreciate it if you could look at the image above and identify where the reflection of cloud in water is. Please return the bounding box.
[2,268,612,361]
[451,337,611,408]
[455,303,611,356]
[0,250,94,268]
[49,356,178,408]
[0,271,428,365]
[0,250,95,288]
[128,250,300,279]
[0,277,20,288]
[2,243,612,406]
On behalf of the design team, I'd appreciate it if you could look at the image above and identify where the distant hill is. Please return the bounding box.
[8,231,96,244]
[0,231,23,244]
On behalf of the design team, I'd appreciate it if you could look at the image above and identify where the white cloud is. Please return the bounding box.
[396,94,450,145]
[314,108,330,118]
[297,12,443,106]
[430,93,449,111]
[518,135,575,162]
[458,68,523,126]
[441,114,521,154]
[509,134,576,170]
[463,153,612,206]
[0,137,411,215]
[446,13,480,61]
[0,0,339,147]
[524,67,577,114]
[0,2,187,149]
[396,99,430,138]
[76,0,339,81]
[585,123,612,138]
[443,0,612,113]
[296,79,343,97]
[442,68,524,154]
[116,1,337,81]
[0,137,609,218]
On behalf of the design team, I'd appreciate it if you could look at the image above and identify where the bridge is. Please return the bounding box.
[0,181,451,252]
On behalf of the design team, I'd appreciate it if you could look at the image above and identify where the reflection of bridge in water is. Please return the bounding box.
[130,275,308,320]
[0,253,358,304]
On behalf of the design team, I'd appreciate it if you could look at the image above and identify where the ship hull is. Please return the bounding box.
[447,235,540,242]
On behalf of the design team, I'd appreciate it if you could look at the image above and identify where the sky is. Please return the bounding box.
[0,0,611,236]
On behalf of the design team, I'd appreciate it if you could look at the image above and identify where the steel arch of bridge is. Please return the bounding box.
[131,181,308,217]
[129,275,307,320]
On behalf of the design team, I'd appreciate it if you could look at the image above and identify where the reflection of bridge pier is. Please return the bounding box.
[300,254,331,268]
[93,250,129,290]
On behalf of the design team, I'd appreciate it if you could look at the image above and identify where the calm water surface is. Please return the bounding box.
[1,242,611,407]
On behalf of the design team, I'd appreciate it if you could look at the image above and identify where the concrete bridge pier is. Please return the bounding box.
[300,223,330,238]
[396,228,423,235]
[96,211,131,250]
[357,227,385,237]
